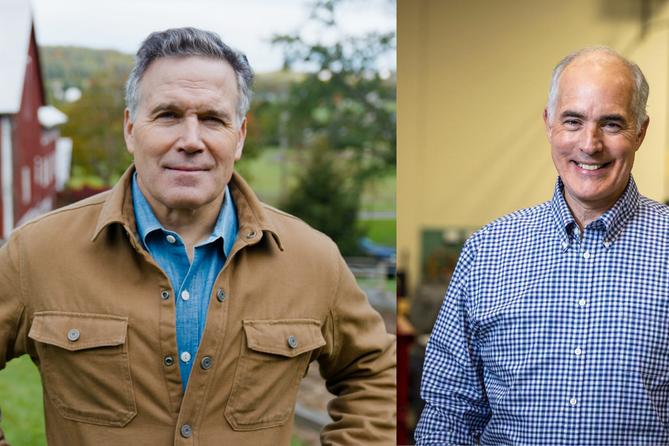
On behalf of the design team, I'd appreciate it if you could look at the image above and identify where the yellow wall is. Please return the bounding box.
[398,0,669,290]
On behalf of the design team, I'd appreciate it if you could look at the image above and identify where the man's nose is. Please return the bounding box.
[580,123,603,154]
[178,116,206,152]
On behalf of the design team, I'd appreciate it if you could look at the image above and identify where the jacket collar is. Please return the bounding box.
[92,165,283,251]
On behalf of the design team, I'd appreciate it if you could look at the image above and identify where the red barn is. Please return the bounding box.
[0,0,62,240]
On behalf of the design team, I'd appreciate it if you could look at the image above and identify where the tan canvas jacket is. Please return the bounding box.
[0,167,396,445]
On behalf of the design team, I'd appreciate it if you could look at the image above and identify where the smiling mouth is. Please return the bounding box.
[574,161,611,171]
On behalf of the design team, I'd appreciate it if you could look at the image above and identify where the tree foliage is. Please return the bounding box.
[59,67,131,185]
[273,0,396,254]
[272,0,396,182]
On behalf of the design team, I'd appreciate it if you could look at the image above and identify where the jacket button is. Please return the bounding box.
[160,290,170,300]
[245,230,256,239]
[67,328,80,342]
[180,424,192,438]
[287,335,298,349]
[163,355,174,367]
[216,288,226,302]
[200,356,213,370]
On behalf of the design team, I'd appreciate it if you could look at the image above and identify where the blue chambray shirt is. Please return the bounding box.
[132,173,237,390]
[416,177,669,445]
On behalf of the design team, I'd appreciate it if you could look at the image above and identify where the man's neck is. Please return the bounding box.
[158,206,221,260]
[140,194,224,261]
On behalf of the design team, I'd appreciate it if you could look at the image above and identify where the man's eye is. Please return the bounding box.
[202,116,224,124]
[563,119,580,128]
[603,122,622,132]
[156,112,177,120]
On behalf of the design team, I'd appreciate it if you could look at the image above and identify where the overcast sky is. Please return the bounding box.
[31,0,396,73]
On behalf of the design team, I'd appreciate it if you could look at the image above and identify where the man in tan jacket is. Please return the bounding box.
[0,27,395,445]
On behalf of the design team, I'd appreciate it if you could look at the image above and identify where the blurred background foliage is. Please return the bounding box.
[40,0,395,255]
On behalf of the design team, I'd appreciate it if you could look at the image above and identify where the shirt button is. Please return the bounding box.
[166,234,176,244]
[200,356,213,370]
[67,328,80,342]
[180,424,192,438]
[574,347,583,356]
[583,251,591,259]
[163,355,174,366]
[181,290,190,301]
[578,298,587,307]
[561,241,568,249]
[180,351,191,363]
[569,398,578,406]
[160,290,170,300]
[287,335,298,349]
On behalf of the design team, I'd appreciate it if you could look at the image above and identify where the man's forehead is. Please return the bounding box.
[555,54,634,108]
[137,56,239,105]
[560,52,632,87]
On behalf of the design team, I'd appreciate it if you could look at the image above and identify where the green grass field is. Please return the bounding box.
[239,148,396,249]
[0,356,45,446]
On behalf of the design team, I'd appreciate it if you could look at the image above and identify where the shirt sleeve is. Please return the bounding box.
[414,236,491,445]
[317,251,396,445]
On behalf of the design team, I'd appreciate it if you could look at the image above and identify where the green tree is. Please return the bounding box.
[59,67,131,186]
[273,0,395,254]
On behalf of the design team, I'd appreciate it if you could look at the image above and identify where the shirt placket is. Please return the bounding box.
[176,248,203,390]
[564,226,599,444]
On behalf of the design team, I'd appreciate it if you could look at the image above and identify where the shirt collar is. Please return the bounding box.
[92,165,283,253]
[131,172,238,257]
[550,175,640,248]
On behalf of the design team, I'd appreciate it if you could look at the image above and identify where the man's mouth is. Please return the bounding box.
[165,166,208,172]
[575,161,610,171]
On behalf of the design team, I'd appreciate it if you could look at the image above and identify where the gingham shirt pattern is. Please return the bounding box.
[416,177,669,446]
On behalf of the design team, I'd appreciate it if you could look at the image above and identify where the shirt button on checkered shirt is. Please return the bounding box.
[416,177,669,445]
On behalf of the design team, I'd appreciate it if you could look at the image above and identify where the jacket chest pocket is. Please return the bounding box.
[225,319,326,431]
[28,311,136,427]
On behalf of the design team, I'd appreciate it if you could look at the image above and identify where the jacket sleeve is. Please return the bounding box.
[0,234,30,446]
[317,252,396,445]
[414,237,491,445]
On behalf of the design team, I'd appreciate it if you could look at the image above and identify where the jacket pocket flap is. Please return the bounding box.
[243,319,325,358]
[28,311,128,352]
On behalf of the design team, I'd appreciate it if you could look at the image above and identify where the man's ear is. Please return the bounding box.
[543,108,552,141]
[234,117,247,160]
[635,116,650,151]
[124,108,135,155]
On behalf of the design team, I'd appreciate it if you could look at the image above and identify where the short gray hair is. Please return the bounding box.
[125,27,254,125]
[546,46,649,130]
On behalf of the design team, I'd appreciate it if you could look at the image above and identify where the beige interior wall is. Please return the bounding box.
[398,0,669,291]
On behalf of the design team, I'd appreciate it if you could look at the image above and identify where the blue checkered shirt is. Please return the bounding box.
[416,177,669,445]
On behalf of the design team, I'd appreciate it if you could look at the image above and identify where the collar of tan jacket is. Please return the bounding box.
[90,165,284,252]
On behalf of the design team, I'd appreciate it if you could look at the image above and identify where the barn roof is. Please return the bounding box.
[0,0,34,114]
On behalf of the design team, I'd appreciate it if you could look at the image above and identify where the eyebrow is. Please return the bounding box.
[149,103,233,122]
[559,110,586,120]
[599,114,626,123]
[559,110,628,124]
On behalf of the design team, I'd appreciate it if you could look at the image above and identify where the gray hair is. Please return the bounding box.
[125,27,254,125]
[546,46,649,130]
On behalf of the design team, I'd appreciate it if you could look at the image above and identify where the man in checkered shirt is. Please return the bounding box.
[415,47,669,445]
